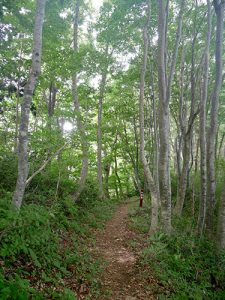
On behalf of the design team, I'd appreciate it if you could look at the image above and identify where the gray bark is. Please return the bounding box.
[166,0,185,102]
[14,81,20,153]
[72,0,89,202]
[206,0,225,233]
[139,0,159,235]
[157,0,171,233]
[217,176,225,249]
[149,62,160,203]
[218,132,225,156]
[174,1,199,216]
[97,43,110,200]
[197,0,212,236]
[14,36,24,153]
[114,153,123,198]
[97,67,107,200]
[157,0,184,229]
[133,118,141,192]
[12,0,46,210]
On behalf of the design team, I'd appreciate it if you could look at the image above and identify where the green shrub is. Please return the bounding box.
[0,153,17,191]
[0,175,117,299]
[141,231,225,299]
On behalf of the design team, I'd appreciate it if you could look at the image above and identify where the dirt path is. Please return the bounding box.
[93,198,157,300]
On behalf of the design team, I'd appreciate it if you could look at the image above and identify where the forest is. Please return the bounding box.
[0,0,225,299]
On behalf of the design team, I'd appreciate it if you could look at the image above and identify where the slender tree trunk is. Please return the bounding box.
[150,62,160,203]
[72,0,89,202]
[157,0,170,233]
[14,35,24,153]
[46,83,57,118]
[97,68,107,200]
[14,82,20,153]
[157,0,185,228]
[133,118,141,191]
[123,124,141,192]
[114,153,123,198]
[206,0,225,233]
[197,0,212,236]
[174,133,192,215]
[114,171,119,200]
[104,161,110,199]
[174,1,198,216]
[174,46,185,215]
[218,132,225,156]
[12,0,46,210]
[139,0,158,235]
[217,176,225,249]
[166,0,185,102]
[97,45,109,200]
[194,137,200,173]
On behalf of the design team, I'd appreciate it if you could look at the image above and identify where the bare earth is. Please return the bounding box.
[93,198,159,300]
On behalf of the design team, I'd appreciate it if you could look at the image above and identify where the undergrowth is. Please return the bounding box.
[0,169,119,299]
[128,199,225,299]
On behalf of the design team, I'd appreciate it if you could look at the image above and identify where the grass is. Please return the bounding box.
[128,196,225,299]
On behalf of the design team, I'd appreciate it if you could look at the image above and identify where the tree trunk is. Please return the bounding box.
[97,68,107,200]
[206,0,225,233]
[14,35,24,153]
[12,0,46,210]
[174,1,198,216]
[174,133,191,215]
[123,124,141,192]
[197,0,212,236]
[104,161,110,199]
[217,176,225,249]
[157,0,171,233]
[139,0,159,235]
[14,81,20,153]
[149,61,160,203]
[72,0,89,202]
[114,153,123,198]
[218,132,225,157]
[133,118,141,192]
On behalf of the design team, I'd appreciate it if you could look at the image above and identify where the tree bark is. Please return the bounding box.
[139,0,159,235]
[72,0,89,202]
[114,153,123,198]
[218,132,225,157]
[206,0,225,233]
[174,0,199,216]
[14,81,20,153]
[12,0,46,210]
[149,61,160,203]
[157,0,171,233]
[157,0,185,229]
[197,0,212,236]
[133,118,141,192]
[217,176,225,249]
[97,65,107,200]
[104,161,110,199]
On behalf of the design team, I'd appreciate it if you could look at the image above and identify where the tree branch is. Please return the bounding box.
[26,144,67,186]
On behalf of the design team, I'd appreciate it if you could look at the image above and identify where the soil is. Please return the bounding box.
[92,198,162,300]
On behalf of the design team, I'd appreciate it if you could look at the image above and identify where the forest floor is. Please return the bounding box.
[91,197,164,300]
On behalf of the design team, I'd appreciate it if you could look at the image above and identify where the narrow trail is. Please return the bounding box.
[93,198,157,300]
